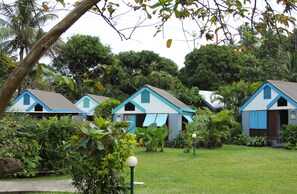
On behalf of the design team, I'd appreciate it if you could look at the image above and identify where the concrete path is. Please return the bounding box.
[0,179,76,193]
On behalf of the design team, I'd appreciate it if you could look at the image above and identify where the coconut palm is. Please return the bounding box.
[0,0,62,92]
[0,0,59,58]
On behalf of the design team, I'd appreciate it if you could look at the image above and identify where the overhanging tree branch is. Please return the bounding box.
[0,0,101,117]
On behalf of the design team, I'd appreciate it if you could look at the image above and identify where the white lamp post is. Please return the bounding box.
[192,133,197,155]
[127,156,138,194]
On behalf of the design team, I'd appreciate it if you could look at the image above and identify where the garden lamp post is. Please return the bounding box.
[192,133,197,155]
[127,156,138,194]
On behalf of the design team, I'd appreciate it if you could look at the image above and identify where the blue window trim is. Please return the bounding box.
[266,94,297,109]
[263,86,271,99]
[26,102,51,112]
[141,90,150,103]
[23,94,30,105]
[83,98,90,108]
[112,100,145,114]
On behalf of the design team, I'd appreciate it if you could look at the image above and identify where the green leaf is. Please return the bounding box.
[236,1,242,9]
[150,2,161,9]
[96,117,106,128]
[79,137,90,148]
[95,141,104,150]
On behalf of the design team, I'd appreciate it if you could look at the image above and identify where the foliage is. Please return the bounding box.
[1,0,297,118]
[0,0,58,58]
[0,114,79,177]
[36,117,78,173]
[133,1,296,43]
[94,98,121,120]
[0,114,41,177]
[0,52,15,88]
[281,124,297,150]
[185,109,238,149]
[180,45,243,90]
[213,80,261,121]
[226,132,248,146]
[165,135,188,149]
[53,34,114,100]
[117,50,179,77]
[245,136,270,147]
[170,78,202,107]
[137,123,172,152]
[69,117,136,193]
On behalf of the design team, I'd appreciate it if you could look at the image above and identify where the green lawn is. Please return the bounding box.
[2,145,297,194]
[133,145,297,194]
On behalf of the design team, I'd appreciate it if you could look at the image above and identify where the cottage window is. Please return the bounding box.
[263,86,271,99]
[83,98,90,108]
[250,111,267,129]
[277,97,287,107]
[125,102,135,111]
[141,90,150,103]
[23,94,30,105]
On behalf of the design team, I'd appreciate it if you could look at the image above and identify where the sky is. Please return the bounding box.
[42,1,218,69]
[3,0,291,69]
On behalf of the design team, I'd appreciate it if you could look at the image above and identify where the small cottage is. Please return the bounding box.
[240,80,297,144]
[112,85,196,139]
[75,94,109,120]
[7,89,81,119]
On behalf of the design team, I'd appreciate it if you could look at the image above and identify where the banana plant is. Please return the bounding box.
[137,123,172,152]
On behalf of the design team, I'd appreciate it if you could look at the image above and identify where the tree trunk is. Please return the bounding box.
[0,0,101,118]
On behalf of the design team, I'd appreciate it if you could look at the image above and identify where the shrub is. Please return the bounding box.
[94,98,121,119]
[38,117,78,173]
[230,133,248,145]
[69,117,136,193]
[282,124,297,150]
[0,114,79,177]
[245,136,270,147]
[0,115,41,177]
[137,123,172,152]
[185,109,237,149]
[165,135,188,149]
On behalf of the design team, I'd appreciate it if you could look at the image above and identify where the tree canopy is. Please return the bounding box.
[1,0,297,117]
[180,44,243,90]
[53,34,114,99]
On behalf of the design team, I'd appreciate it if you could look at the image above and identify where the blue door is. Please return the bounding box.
[128,115,136,134]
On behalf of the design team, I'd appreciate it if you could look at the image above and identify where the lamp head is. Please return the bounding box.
[127,156,138,167]
[192,133,197,138]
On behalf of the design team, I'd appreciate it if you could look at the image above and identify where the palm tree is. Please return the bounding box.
[0,0,61,92]
[0,0,59,58]
[285,51,297,82]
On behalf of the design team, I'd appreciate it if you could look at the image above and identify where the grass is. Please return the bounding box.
[2,145,297,194]
[133,145,297,194]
